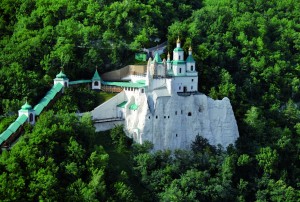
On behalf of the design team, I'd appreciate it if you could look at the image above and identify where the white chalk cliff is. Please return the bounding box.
[124,92,239,151]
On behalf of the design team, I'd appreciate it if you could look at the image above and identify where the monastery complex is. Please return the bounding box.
[1,39,239,150]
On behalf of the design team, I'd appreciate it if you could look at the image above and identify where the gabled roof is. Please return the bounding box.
[92,69,101,80]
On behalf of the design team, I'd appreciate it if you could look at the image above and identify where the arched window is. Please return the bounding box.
[29,113,34,122]
[94,81,99,86]
[191,86,193,90]
[179,68,182,73]
[191,65,194,71]
[179,55,181,60]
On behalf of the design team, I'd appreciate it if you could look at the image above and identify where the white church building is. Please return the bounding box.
[91,39,240,150]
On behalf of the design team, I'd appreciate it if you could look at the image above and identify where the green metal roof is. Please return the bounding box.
[153,52,162,63]
[186,55,195,62]
[69,80,92,85]
[92,69,101,80]
[16,114,28,125]
[53,83,63,91]
[117,101,127,108]
[103,81,146,88]
[21,102,32,110]
[0,129,13,140]
[56,71,67,79]
[136,80,146,84]
[45,91,56,99]
[172,60,186,65]
[39,97,51,107]
[173,47,184,52]
[129,103,138,110]
[34,104,45,116]
[7,122,21,133]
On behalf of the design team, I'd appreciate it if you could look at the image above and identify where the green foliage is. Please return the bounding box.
[1,0,300,201]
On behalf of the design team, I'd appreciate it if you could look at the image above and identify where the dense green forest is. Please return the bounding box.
[1,0,300,201]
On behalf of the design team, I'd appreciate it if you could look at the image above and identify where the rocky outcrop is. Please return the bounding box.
[124,93,239,150]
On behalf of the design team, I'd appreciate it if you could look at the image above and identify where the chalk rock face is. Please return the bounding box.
[124,93,239,151]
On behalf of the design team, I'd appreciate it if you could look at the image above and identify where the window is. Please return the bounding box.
[175,111,177,115]
[141,89,144,93]
[168,116,170,118]
[29,113,34,122]
[164,116,166,119]
[188,112,192,116]
[94,81,99,86]
[181,110,183,114]
[179,86,181,90]
[191,65,194,71]
[64,82,67,87]
[191,86,193,90]
[149,116,150,119]
[179,55,181,60]
[192,79,194,82]
[176,134,178,137]
[179,68,181,73]
[156,116,158,119]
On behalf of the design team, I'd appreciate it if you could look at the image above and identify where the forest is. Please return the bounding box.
[0,0,300,201]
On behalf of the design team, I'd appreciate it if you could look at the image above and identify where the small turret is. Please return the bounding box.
[53,67,69,92]
[18,100,35,125]
[92,66,101,90]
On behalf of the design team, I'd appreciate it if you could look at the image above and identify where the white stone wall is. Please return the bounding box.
[91,91,126,120]
[124,93,239,151]
[172,76,198,93]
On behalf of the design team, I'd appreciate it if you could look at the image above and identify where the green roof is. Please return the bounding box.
[153,52,162,63]
[103,81,146,88]
[45,91,56,100]
[186,55,195,62]
[173,47,184,52]
[53,83,63,92]
[16,114,28,125]
[129,103,138,110]
[117,101,127,108]
[56,71,67,79]
[172,60,186,65]
[34,104,45,116]
[69,80,92,85]
[0,129,13,140]
[39,97,51,107]
[21,102,32,110]
[92,69,101,80]
[136,80,146,84]
[7,122,21,133]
